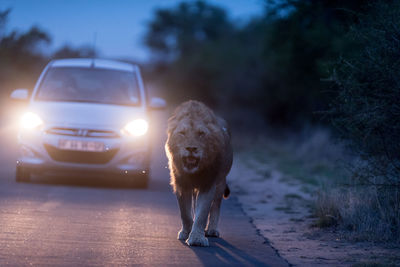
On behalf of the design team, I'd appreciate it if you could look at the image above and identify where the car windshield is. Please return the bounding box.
[36,67,141,106]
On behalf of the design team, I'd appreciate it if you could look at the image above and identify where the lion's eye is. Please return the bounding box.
[178,131,186,136]
[198,131,205,138]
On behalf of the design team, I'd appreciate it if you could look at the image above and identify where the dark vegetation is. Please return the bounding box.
[328,1,400,240]
[0,9,96,100]
[0,9,49,98]
[144,0,368,126]
[1,0,399,241]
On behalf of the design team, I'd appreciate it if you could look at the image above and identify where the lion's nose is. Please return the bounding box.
[186,147,197,153]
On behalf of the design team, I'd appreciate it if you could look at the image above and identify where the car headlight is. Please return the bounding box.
[20,112,43,130]
[121,119,148,136]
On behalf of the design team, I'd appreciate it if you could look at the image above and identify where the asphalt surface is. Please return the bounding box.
[0,110,288,266]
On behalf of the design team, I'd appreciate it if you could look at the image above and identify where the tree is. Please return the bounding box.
[146,0,233,61]
[52,44,97,59]
[144,1,235,105]
[0,9,50,94]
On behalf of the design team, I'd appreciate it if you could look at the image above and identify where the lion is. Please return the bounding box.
[165,100,233,247]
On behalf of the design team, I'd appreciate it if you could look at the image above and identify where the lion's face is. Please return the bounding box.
[169,118,218,174]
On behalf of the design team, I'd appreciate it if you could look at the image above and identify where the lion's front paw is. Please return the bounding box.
[205,229,220,237]
[186,232,209,247]
[177,229,190,240]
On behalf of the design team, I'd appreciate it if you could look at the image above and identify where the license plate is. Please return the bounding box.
[58,139,104,152]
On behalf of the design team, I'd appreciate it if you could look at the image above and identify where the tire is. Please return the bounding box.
[134,172,149,189]
[128,170,149,189]
[16,165,31,183]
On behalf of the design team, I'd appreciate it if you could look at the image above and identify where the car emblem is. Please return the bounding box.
[77,129,89,137]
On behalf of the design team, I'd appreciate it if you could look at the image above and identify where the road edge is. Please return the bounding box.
[232,196,292,267]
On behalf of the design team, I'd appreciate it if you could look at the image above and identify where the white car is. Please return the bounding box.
[10,58,165,188]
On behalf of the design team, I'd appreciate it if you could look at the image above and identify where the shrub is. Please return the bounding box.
[330,1,400,240]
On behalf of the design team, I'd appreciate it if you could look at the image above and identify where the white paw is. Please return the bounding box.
[177,229,190,240]
[186,232,209,247]
[205,229,220,237]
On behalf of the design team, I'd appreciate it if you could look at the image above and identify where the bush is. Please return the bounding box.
[330,1,400,240]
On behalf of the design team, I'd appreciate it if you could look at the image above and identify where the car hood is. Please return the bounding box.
[29,101,147,129]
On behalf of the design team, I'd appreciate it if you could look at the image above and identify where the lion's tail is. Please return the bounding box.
[223,185,230,199]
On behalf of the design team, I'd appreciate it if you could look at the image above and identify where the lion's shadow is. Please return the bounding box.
[183,238,269,266]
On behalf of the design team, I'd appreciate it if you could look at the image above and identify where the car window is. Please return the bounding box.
[36,67,141,106]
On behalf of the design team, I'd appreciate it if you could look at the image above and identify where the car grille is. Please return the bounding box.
[46,127,120,138]
[44,144,118,164]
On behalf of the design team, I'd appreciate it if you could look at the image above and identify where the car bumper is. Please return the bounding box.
[17,128,150,176]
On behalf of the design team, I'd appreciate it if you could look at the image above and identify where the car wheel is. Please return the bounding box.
[16,165,31,183]
[130,171,149,189]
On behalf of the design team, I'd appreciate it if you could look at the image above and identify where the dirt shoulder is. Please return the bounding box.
[228,153,400,266]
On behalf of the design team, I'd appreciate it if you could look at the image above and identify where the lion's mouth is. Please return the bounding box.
[182,156,200,171]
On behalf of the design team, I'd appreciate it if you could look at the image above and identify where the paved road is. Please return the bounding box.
[0,110,287,266]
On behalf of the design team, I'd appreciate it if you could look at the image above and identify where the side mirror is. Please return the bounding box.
[10,88,29,101]
[149,97,166,110]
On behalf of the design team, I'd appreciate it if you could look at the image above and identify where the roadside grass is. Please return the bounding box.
[233,128,400,243]
[236,128,348,187]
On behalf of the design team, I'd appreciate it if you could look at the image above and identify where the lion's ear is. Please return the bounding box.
[167,105,184,135]
[167,115,178,135]
[207,123,225,145]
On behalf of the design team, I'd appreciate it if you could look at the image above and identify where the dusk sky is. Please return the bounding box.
[0,0,264,62]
